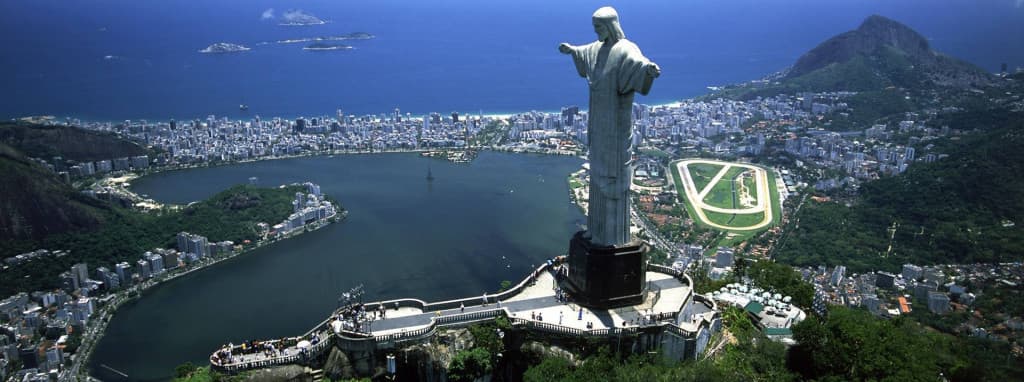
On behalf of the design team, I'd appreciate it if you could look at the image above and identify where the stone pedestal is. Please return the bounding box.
[563,231,647,309]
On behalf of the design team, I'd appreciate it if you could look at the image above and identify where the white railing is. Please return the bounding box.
[211,265,715,373]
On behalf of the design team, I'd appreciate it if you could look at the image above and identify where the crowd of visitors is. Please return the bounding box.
[210,336,311,366]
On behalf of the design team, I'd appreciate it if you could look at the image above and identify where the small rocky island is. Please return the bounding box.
[276,33,375,45]
[279,13,326,26]
[303,43,353,51]
[199,43,251,54]
[336,32,374,40]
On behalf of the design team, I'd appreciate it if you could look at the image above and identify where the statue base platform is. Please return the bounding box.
[563,231,647,309]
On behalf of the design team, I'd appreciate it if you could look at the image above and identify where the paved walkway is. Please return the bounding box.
[214,268,701,371]
[361,271,690,336]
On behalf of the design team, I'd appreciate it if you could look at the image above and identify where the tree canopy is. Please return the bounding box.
[776,109,1024,273]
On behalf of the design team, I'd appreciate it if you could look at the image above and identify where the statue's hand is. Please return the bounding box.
[558,43,574,54]
[647,63,661,78]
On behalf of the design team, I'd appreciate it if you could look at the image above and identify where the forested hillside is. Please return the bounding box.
[776,109,1024,272]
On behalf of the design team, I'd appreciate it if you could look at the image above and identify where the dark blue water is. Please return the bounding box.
[89,152,584,381]
[2,0,1021,121]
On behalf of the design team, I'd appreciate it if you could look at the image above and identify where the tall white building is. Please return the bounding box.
[830,266,846,286]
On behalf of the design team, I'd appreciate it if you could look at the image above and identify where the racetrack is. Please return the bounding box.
[675,159,775,231]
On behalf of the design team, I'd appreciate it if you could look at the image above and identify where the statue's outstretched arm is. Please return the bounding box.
[647,62,661,78]
[560,43,589,78]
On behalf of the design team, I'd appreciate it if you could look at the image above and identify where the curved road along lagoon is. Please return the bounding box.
[89,152,584,381]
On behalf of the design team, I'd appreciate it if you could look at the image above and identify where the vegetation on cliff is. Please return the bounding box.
[520,306,1021,382]
[0,143,110,241]
[0,122,149,162]
[788,307,1021,382]
[0,123,154,242]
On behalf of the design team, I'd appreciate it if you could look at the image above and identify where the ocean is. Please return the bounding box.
[1,0,1021,122]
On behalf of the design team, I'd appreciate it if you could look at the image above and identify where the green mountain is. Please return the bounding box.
[0,143,109,241]
[786,15,991,89]
[0,123,153,242]
[789,15,931,78]
[712,15,993,100]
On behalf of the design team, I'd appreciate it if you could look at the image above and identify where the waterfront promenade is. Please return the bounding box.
[210,261,719,372]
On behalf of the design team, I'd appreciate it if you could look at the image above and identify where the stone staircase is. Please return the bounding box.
[309,368,324,381]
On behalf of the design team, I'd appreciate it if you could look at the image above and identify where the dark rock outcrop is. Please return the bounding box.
[242,365,311,382]
[323,347,357,380]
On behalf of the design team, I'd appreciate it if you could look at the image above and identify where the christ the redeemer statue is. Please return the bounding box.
[560,6,660,247]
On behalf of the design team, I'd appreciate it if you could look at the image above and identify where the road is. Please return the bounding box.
[631,199,677,259]
[63,215,343,381]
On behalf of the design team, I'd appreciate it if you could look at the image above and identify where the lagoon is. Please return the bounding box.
[88,152,583,381]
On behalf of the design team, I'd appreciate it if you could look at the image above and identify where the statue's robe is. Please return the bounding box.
[569,38,656,246]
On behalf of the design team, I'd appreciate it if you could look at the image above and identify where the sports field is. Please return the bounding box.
[671,159,780,231]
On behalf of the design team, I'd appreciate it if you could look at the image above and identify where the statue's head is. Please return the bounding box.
[592,6,625,42]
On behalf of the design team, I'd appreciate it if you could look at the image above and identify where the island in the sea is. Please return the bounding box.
[303,43,353,51]
[199,43,251,54]
[275,32,375,45]
[279,13,326,26]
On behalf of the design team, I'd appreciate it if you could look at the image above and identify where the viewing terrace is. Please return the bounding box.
[210,260,719,373]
